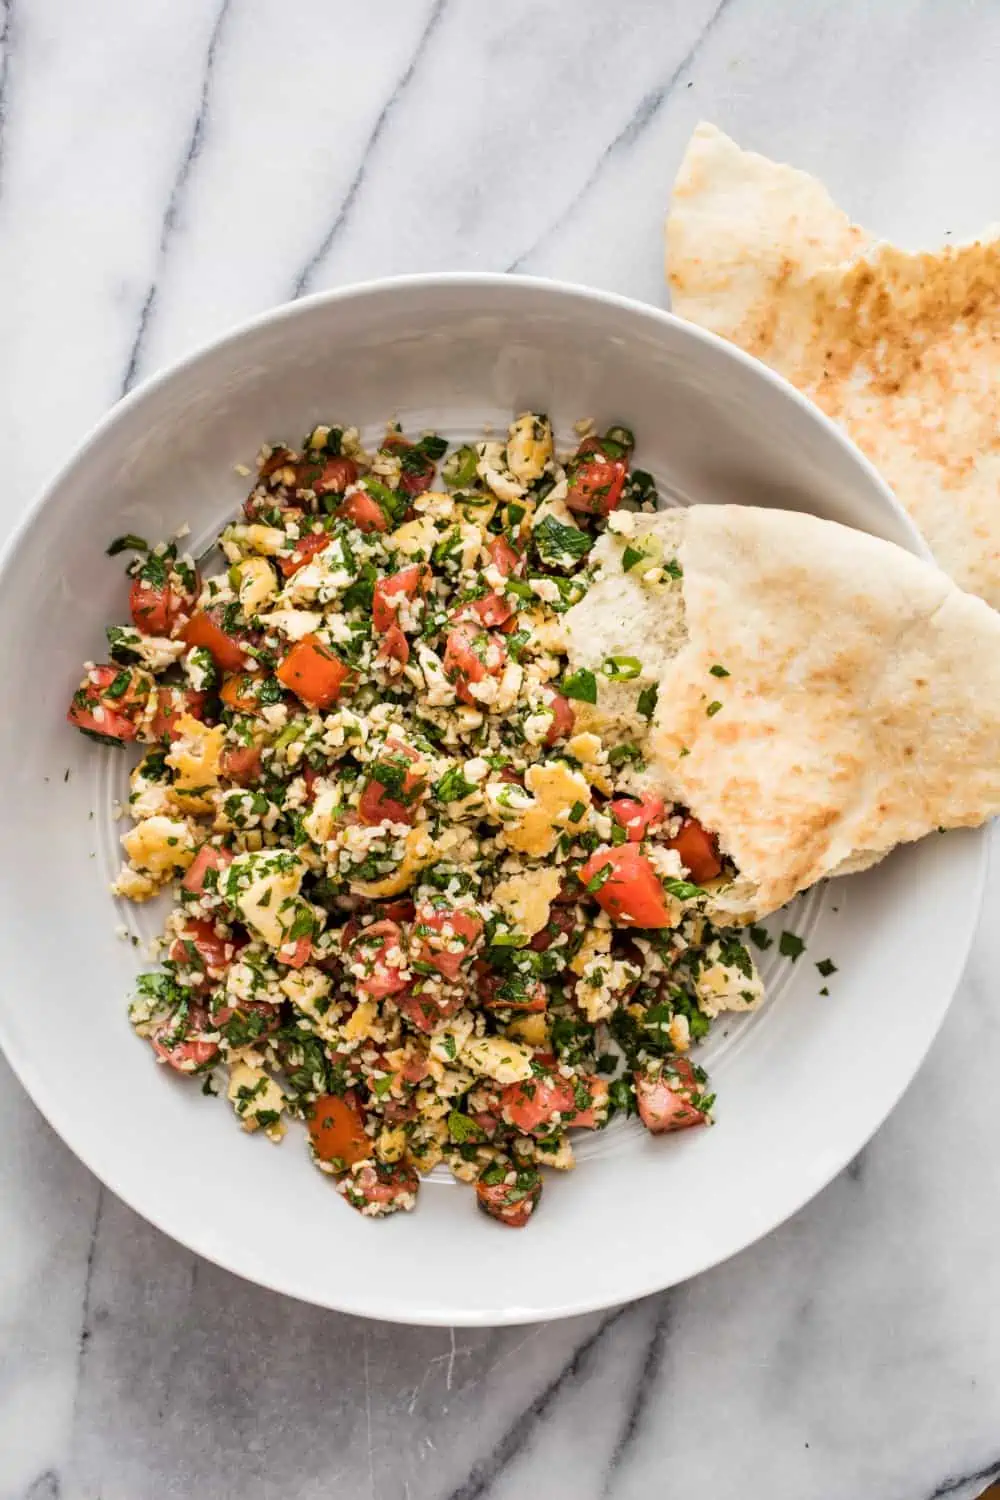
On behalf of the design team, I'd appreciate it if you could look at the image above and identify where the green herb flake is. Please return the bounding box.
[815,958,838,978]
[749,924,773,951]
[706,700,723,718]
[779,931,806,961]
[709,664,730,678]
[560,668,598,705]
[621,544,647,573]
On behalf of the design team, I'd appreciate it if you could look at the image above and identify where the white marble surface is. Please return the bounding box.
[2,2,1000,1496]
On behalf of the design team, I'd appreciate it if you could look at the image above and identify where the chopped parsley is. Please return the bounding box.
[779,931,806,961]
[560,668,598,704]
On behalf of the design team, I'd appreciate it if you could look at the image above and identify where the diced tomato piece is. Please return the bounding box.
[610,793,666,844]
[476,1163,542,1227]
[635,1059,709,1133]
[277,934,312,969]
[468,591,515,629]
[337,492,389,533]
[542,689,575,747]
[372,564,430,632]
[377,625,410,671]
[129,574,194,637]
[478,971,548,1012]
[277,634,352,709]
[148,685,206,742]
[313,456,359,497]
[357,741,425,826]
[300,765,319,804]
[278,532,330,578]
[151,1005,219,1073]
[169,918,239,979]
[489,536,523,577]
[413,906,483,981]
[442,622,506,707]
[666,816,722,883]
[308,1092,372,1168]
[340,1160,419,1215]
[501,1064,608,1134]
[257,445,298,481]
[67,664,151,744]
[566,458,627,516]
[181,608,250,674]
[579,845,675,928]
[220,743,262,784]
[383,435,436,497]
[344,919,409,999]
[182,844,234,895]
[395,988,464,1034]
[210,996,281,1037]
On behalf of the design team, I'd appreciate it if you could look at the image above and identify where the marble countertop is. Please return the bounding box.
[3,2,1000,1497]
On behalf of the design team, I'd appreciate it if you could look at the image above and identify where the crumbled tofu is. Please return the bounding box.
[506,413,553,484]
[166,716,225,810]
[503,761,592,858]
[227,852,305,949]
[491,866,562,938]
[462,1035,535,1086]
[121,816,196,876]
[695,940,765,1017]
[227,1061,285,1140]
[233,556,279,615]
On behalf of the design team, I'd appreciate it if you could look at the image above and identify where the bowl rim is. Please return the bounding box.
[0,271,986,1325]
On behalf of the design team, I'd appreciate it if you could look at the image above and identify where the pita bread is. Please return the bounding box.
[564,506,1000,920]
[666,122,1000,609]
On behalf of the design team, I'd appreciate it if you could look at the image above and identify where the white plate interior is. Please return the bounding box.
[0,276,984,1324]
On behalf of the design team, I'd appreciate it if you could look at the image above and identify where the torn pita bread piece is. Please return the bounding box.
[666,122,1000,610]
[564,506,1000,921]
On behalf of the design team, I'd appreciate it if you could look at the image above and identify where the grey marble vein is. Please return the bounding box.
[121,0,233,394]
[508,0,734,272]
[601,1301,670,1494]
[291,0,448,300]
[445,1306,629,1500]
[0,0,15,203]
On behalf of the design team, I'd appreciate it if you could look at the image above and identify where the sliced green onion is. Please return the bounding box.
[442,445,479,488]
[603,655,641,681]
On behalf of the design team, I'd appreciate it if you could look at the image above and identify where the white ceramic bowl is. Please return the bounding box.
[0,275,984,1325]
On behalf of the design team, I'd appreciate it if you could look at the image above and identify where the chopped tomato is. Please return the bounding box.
[383,435,436,496]
[308,1092,372,1168]
[377,625,409,670]
[313,456,359,497]
[344,919,409,1000]
[67,664,150,744]
[337,492,388,533]
[489,536,523,577]
[501,1064,608,1134]
[129,568,198,637]
[478,971,547,1012]
[476,1163,542,1227]
[358,742,425,826]
[442,623,506,706]
[566,458,627,516]
[635,1059,709,1133]
[300,765,319,804]
[341,1160,419,1214]
[277,934,312,969]
[395,988,464,1034]
[277,634,352,709]
[467,591,515,629]
[372,564,430,632]
[667,816,722,883]
[148,685,206,742]
[278,532,330,578]
[542,689,575,747]
[413,906,483,981]
[182,844,234,895]
[219,670,274,715]
[151,1006,218,1073]
[220,743,262,784]
[610,793,666,843]
[579,845,675,928]
[181,608,250,674]
[169,918,238,983]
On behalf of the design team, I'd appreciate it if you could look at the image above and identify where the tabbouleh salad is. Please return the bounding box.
[67,414,763,1228]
